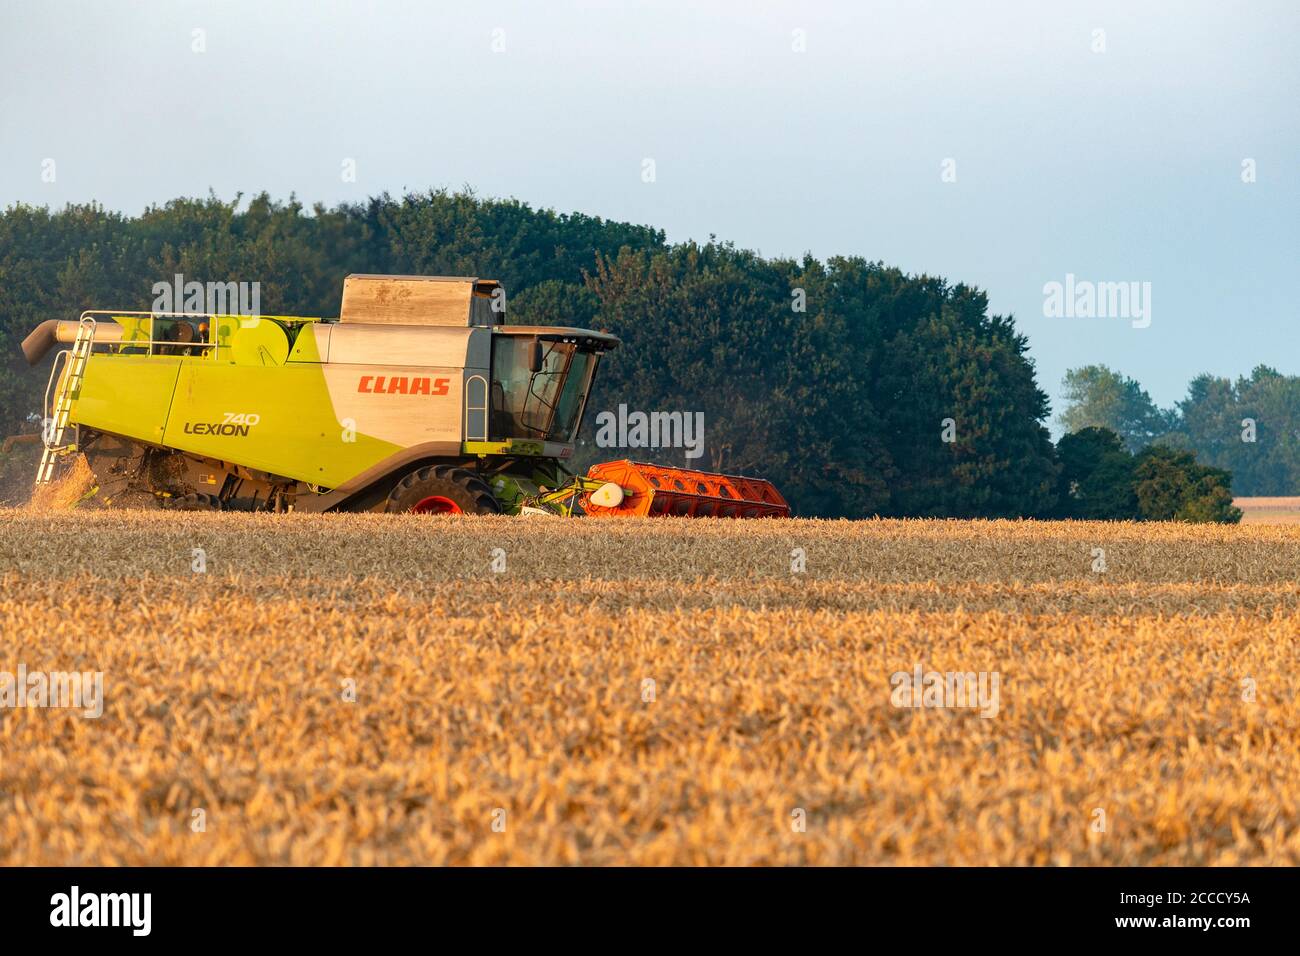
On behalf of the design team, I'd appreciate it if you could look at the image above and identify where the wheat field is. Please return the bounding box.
[1,509,1298,865]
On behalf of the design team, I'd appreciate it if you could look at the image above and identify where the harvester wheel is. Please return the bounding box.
[386,465,500,516]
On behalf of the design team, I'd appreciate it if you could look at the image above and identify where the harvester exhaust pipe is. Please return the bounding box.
[21,319,123,365]
[20,320,59,365]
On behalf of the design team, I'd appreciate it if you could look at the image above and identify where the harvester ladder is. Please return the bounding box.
[35,316,96,486]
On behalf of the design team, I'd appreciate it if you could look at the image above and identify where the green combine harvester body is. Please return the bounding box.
[22,275,620,514]
[21,274,790,518]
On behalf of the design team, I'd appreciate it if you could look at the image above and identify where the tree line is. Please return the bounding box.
[1060,364,1299,497]
[0,191,1239,520]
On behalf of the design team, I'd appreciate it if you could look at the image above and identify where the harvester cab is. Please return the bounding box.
[20,274,789,518]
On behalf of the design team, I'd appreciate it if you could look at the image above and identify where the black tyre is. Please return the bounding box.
[385,465,500,515]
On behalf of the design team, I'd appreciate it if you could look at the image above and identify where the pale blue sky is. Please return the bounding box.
[2,0,1296,419]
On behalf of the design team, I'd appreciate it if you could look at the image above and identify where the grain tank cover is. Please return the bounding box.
[339,274,503,327]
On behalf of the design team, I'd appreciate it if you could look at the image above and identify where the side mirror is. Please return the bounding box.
[529,339,544,373]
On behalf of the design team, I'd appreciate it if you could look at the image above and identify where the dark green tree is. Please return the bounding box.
[583,243,882,517]
[1053,427,1139,519]
[1133,445,1241,523]
[1052,425,1240,523]
[811,259,1057,517]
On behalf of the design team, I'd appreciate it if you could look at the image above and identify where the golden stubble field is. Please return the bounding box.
[1,510,1298,865]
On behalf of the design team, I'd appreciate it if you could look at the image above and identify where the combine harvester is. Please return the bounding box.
[20,275,789,518]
